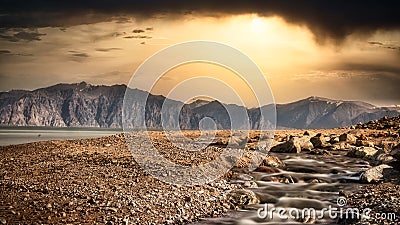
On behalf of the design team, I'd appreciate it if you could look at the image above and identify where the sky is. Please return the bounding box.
[0,0,399,106]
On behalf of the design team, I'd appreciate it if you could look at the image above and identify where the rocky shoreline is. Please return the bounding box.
[1,116,399,224]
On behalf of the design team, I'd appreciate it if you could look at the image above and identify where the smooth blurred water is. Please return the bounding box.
[192,152,369,225]
[0,127,122,146]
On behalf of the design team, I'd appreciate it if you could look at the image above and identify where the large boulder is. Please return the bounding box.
[298,136,314,151]
[270,137,301,153]
[360,164,392,183]
[346,147,378,160]
[310,133,329,148]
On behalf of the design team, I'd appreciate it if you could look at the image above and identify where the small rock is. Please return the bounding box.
[356,139,374,147]
[104,143,112,147]
[261,155,285,168]
[339,133,357,144]
[231,173,253,181]
[0,217,6,225]
[243,181,258,188]
[106,207,118,213]
[254,166,278,173]
[46,203,52,209]
[227,189,260,206]
[332,142,352,150]
[329,136,340,144]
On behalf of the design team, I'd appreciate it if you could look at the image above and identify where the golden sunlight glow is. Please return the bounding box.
[3,13,397,105]
[150,62,259,107]
[250,17,266,33]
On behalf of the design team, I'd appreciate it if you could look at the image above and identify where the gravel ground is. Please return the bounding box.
[0,133,243,225]
[1,123,399,225]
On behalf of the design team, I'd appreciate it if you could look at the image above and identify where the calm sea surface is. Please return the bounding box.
[0,127,122,146]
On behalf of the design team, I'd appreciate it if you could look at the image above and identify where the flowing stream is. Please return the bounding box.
[194,151,369,224]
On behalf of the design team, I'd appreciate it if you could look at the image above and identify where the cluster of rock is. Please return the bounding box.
[269,131,353,155]
[267,116,400,184]
[352,115,400,132]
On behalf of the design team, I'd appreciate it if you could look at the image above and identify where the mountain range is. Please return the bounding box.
[0,82,399,129]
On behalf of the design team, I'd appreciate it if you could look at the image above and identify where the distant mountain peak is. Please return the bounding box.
[0,83,399,129]
[306,96,337,102]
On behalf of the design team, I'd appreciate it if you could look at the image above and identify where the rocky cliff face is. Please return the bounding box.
[0,82,125,128]
[0,83,399,129]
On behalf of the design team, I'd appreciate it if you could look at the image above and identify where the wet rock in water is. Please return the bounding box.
[360,164,392,183]
[346,147,378,160]
[227,189,260,206]
[390,144,400,160]
[270,137,301,153]
[370,149,395,166]
[261,155,285,168]
[230,173,253,181]
[209,139,227,147]
[243,181,258,188]
[310,133,329,148]
[254,166,279,173]
[308,149,332,156]
[339,133,357,144]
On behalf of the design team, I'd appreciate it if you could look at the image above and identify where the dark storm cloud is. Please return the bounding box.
[0,49,33,56]
[132,29,145,33]
[95,47,122,52]
[0,30,46,42]
[123,35,151,39]
[0,50,11,54]
[0,0,399,42]
[368,41,384,46]
[68,51,89,58]
[368,41,400,51]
